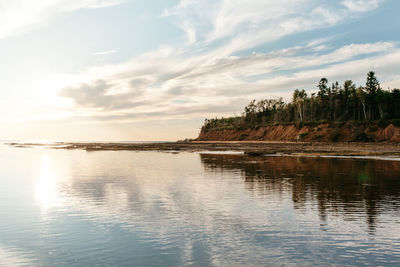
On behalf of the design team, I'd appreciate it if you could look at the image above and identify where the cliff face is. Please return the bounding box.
[197,123,400,142]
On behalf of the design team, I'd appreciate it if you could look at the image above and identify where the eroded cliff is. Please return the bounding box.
[197,123,400,142]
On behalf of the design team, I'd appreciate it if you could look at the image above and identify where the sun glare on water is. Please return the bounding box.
[34,155,60,211]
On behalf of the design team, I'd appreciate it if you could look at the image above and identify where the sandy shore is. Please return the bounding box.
[7,141,400,158]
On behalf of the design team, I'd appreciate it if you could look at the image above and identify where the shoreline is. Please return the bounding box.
[6,141,400,159]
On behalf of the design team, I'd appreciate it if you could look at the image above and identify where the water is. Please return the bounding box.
[0,144,399,266]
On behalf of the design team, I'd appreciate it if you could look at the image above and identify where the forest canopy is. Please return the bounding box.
[202,72,400,132]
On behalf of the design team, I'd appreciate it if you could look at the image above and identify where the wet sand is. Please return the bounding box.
[7,141,400,158]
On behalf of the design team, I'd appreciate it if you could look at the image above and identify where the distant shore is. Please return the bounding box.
[7,141,400,159]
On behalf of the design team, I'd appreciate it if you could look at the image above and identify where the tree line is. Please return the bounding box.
[203,72,400,131]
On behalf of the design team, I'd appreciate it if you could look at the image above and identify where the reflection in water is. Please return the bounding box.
[0,146,400,266]
[35,155,58,211]
[201,154,400,234]
[0,245,35,266]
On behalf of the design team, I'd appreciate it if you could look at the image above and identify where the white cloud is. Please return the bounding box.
[208,0,310,42]
[94,50,117,55]
[54,40,398,122]
[166,0,383,57]
[0,0,124,39]
[181,22,197,44]
[40,0,393,123]
[341,0,383,12]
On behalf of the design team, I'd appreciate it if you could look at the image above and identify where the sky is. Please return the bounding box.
[1,0,400,141]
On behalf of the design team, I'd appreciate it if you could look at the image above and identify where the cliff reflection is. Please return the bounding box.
[4,147,400,265]
[200,154,400,233]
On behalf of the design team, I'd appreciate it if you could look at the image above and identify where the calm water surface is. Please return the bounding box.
[0,144,400,266]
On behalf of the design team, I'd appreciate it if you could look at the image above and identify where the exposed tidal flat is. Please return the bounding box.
[8,140,400,159]
[1,143,400,266]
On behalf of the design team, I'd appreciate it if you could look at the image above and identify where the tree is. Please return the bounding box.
[357,87,367,121]
[365,71,380,95]
[317,78,329,120]
[391,89,400,118]
[201,72,400,135]
[293,89,307,122]
[318,78,328,96]
[365,71,381,120]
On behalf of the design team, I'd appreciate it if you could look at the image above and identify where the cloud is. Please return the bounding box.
[94,50,117,56]
[52,0,395,124]
[59,79,151,110]
[57,40,399,122]
[341,0,383,12]
[168,0,311,45]
[166,0,383,56]
[0,0,124,39]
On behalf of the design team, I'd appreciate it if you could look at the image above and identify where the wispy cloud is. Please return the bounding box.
[57,40,399,122]
[341,0,383,12]
[166,0,384,54]
[45,0,395,124]
[0,0,124,39]
[94,50,117,56]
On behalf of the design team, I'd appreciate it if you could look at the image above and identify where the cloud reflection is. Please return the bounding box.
[0,245,35,267]
[13,150,400,265]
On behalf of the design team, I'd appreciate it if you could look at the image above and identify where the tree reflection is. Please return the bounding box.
[201,154,400,233]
